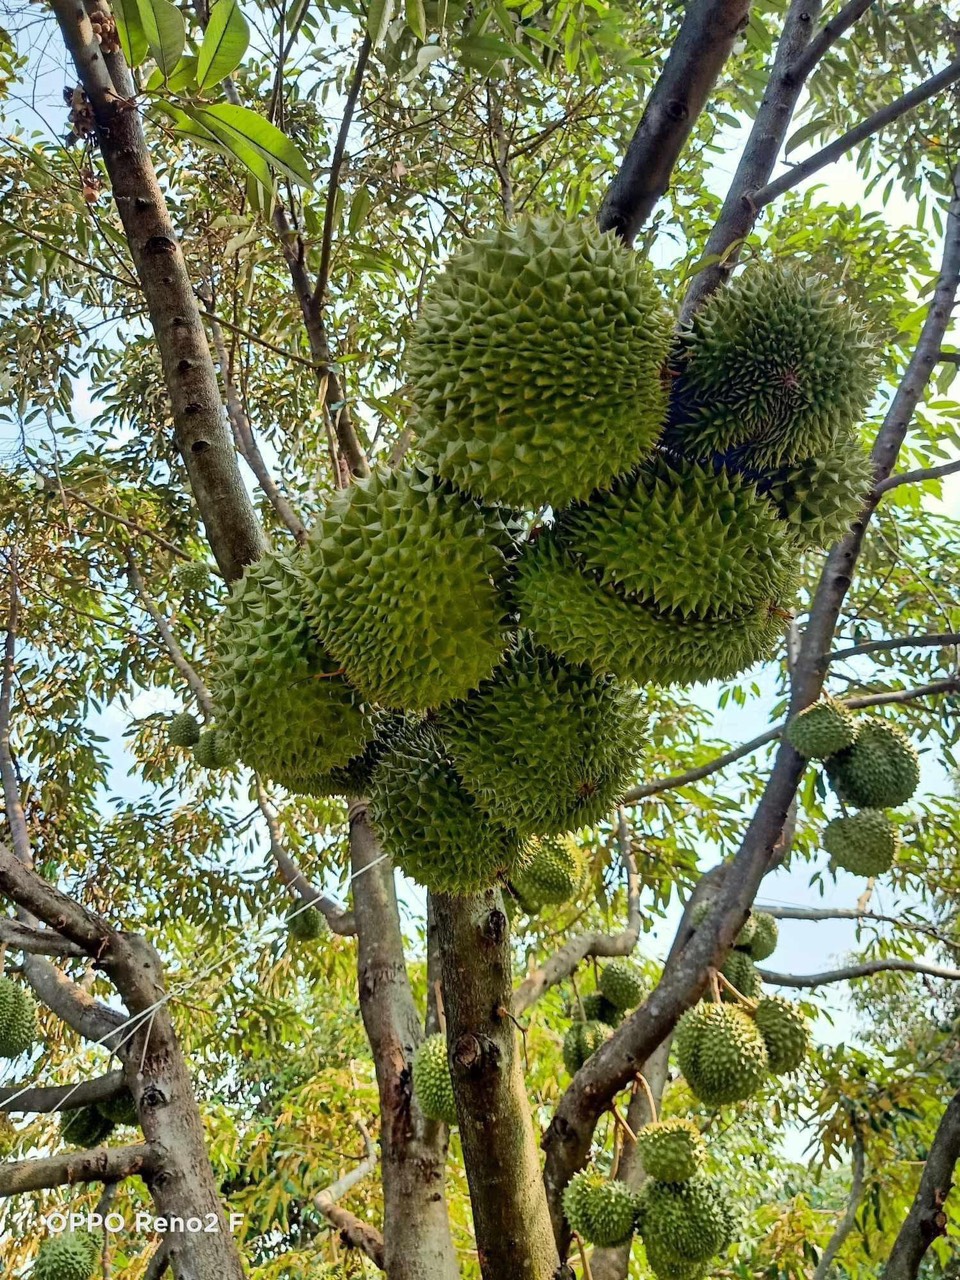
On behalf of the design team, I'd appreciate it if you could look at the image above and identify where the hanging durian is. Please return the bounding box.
[825,716,920,808]
[823,809,899,876]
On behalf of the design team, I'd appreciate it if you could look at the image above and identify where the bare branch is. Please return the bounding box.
[881,1088,960,1278]
[875,457,960,495]
[759,959,960,988]
[789,0,876,81]
[0,1071,125,1114]
[126,553,214,719]
[622,725,780,803]
[759,904,955,947]
[257,786,355,936]
[812,1126,866,1280]
[61,488,190,562]
[0,843,113,955]
[830,632,960,662]
[315,1118,378,1206]
[0,918,85,957]
[0,1143,155,1196]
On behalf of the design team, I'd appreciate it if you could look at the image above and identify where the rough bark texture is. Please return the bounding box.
[0,1144,154,1195]
[881,1089,960,1279]
[349,807,458,1280]
[434,889,561,1280]
[50,0,265,581]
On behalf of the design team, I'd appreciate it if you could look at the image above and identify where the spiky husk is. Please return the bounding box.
[636,1174,735,1263]
[409,214,672,509]
[0,977,37,1058]
[370,721,526,894]
[174,560,211,593]
[168,711,201,747]
[192,728,236,769]
[822,809,899,876]
[210,550,370,793]
[825,717,920,808]
[305,468,514,710]
[515,534,784,687]
[60,1105,115,1148]
[512,834,583,907]
[744,911,779,961]
[762,434,874,548]
[443,641,645,836]
[412,1034,457,1125]
[675,1003,768,1106]
[33,1233,98,1280]
[560,457,795,620]
[310,713,411,798]
[720,951,761,1003]
[580,993,623,1027]
[786,696,859,761]
[97,1090,139,1127]
[599,958,645,1011]
[643,1236,709,1280]
[635,1118,706,1183]
[287,905,326,942]
[753,996,810,1074]
[667,263,875,468]
[562,1169,637,1247]
[562,1019,613,1075]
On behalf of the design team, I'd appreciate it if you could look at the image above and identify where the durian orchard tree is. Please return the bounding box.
[2,0,960,1277]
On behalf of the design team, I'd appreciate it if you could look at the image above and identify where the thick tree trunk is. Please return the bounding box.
[349,807,459,1280]
[434,889,561,1280]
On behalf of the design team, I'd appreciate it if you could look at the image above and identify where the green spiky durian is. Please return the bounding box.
[635,1117,706,1183]
[305,468,514,710]
[370,721,526,894]
[733,913,757,949]
[562,1019,612,1075]
[643,1237,709,1280]
[562,1168,636,1247]
[515,534,784,687]
[210,550,370,794]
[636,1174,734,1263]
[667,263,876,468]
[561,457,795,620]
[174,560,211,593]
[97,1089,138,1128]
[822,809,899,876]
[408,214,672,509]
[599,958,645,1011]
[168,710,201,747]
[33,1232,98,1280]
[287,905,326,942]
[744,911,778,961]
[310,713,410,798]
[786,696,859,761]
[192,728,236,770]
[753,995,810,1074]
[581,993,623,1027]
[763,435,874,548]
[412,1034,457,1126]
[825,717,920,808]
[720,951,761,1003]
[0,977,37,1058]
[60,1105,115,1148]
[675,1003,768,1106]
[512,834,583,907]
[442,641,646,837]
[691,902,755,951]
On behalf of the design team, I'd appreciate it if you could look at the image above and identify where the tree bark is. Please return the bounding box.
[881,1089,960,1279]
[434,889,561,1280]
[349,807,458,1280]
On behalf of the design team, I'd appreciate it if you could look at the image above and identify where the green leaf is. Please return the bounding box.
[197,0,250,90]
[111,0,149,66]
[188,103,313,185]
[404,0,426,39]
[166,52,199,92]
[366,0,396,48]
[154,102,273,189]
[134,0,186,79]
[347,186,373,234]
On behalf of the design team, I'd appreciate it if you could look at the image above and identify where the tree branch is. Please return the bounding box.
[812,1125,866,1280]
[0,1071,125,1113]
[789,0,876,81]
[759,959,960,988]
[881,1088,960,1279]
[598,0,752,242]
[126,554,214,718]
[0,918,85,956]
[875,457,960,495]
[256,786,355,936]
[830,632,960,662]
[0,1143,155,1196]
[314,1114,385,1264]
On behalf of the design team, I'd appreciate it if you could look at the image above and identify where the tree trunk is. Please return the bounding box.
[349,807,459,1280]
[433,889,561,1280]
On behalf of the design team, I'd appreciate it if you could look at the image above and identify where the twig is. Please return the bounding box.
[633,1072,658,1124]
[715,969,758,1010]
[126,553,214,718]
[813,1124,866,1280]
[875,458,960,494]
[609,1104,637,1145]
[759,959,960,989]
[830,631,960,662]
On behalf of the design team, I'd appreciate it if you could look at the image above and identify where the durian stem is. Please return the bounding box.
[708,968,722,1004]
[609,1104,638,1145]
[573,1232,594,1280]
[633,1072,658,1124]
[715,970,759,1011]
[571,970,586,1020]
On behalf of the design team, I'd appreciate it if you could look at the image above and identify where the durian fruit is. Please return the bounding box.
[408,214,672,510]
[192,728,236,770]
[743,911,778,961]
[691,902,755,952]
[511,834,583,909]
[786,696,858,761]
[752,996,810,1074]
[515,533,785,687]
[562,1019,612,1075]
[822,809,899,876]
[33,1232,98,1280]
[60,1104,115,1148]
[441,641,646,837]
[412,1034,457,1126]
[763,435,874,548]
[599,958,645,1011]
[210,550,371,794]
[305,468,515,710]
[287,905,326,942]
[581,993,623,1028]
[720,951,761,1003]
[370,721,526,894]
[560,457,796,620]
[0,976,37,1058]
[174,559,211,593]
[97,1089,138,1128]
[310,712,410,799]
[674,1002,768,1106]
[732,913,757,950]
[643,1236,709,1280]
[562,1168,637,1247]
[667,263,876,468]
[636,1173,734,1263]
[168,710,201,747]
[635,1117,706,1183]
[825,717,920,808]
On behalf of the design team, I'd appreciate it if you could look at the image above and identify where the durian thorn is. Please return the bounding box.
[633,1071,658,1124]
[572,1231,594,1280]
[610,1103,637,1145]
[716,969,759,1012]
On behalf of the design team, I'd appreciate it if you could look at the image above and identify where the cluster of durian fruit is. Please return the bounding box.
[167,215,875,900]
[58,1087,139,1149]
[32,1230,100,1280]
[787,697,920,877]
